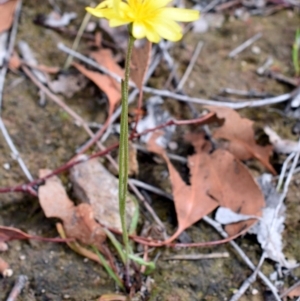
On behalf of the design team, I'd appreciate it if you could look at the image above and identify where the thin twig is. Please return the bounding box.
[0,0,33,181]
[229,252,266,301]
[57,43,293,109]
[164,252,229,260]
[228,32,262,58]
[0,119,33,181]
[6,275,28,301]
[128,178,173,200]
[176,41,203,92]
[202,216,281,301]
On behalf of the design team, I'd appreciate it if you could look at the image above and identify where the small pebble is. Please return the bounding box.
[252,288,259,295]
[19,255,26,261]
[168,141,178,150]
[3,163,10,170]
[251,45,261,54]
[3,269,13,277]
[83,258,89,263]
[63,294,70,299]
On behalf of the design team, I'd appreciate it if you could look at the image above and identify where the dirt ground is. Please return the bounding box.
[0,0,300,300]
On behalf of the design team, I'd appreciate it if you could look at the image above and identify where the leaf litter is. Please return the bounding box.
[206,106,276,174]
[1,1,300,299]
[147,131,265,241]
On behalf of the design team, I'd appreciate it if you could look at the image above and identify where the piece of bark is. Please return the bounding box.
[70,156,136,232]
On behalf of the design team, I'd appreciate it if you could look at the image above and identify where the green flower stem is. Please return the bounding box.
[119,34,135,263]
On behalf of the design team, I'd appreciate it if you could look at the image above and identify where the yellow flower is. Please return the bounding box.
[86,0,199,43]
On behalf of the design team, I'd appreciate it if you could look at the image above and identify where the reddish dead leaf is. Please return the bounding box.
[0,0,17,33]
[38,170,106,250]
[130,40,152,90]
[0,225,68,243]
[206,106,276,175]
[148,132,265,241]
[90,48,124,115]
[73,61,121,116]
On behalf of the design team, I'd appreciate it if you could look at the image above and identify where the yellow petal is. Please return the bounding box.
[150,18,183,41]
[109,18,130,26]
[86,6,106,18]
[113,0,121,12]
[158,7,200,22]
[144,21,161,43]
[132,21,147,39]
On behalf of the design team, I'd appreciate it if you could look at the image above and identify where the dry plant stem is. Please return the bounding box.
[63,10,91,70]
[6,275,28,301]
[229,252,267,301]
[0,0,33,181]
[0,119,33,181]
[228,32,262,58]
[58,43,294,109]
[203,216,281,301]
[164,252,229,260]
[176,41,203,92]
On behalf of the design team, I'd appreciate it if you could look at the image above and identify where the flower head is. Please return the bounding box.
[86,0,199,43]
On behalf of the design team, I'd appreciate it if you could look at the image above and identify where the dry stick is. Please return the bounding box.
[228,32,262,58]
[202,216,281,301]
[176,41,204,92]
[159,40,198,117]
[6,275,28,301]
[229,252,267,301]
[164,252,229,260]
[57,43,294,109]
[129,178,173,200]
[0,0,33,182]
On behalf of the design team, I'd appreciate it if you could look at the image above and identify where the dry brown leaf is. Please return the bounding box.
[130,40,152,90]
[206,106,276,175]
[91,48,124,114]
[38,170,106,250]
[0,0,17,33]
[148,132,264,241]
[73,61,121,115]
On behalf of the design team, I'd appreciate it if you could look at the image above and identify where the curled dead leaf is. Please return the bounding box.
[38,170,106,250]
[206,106,276,174]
